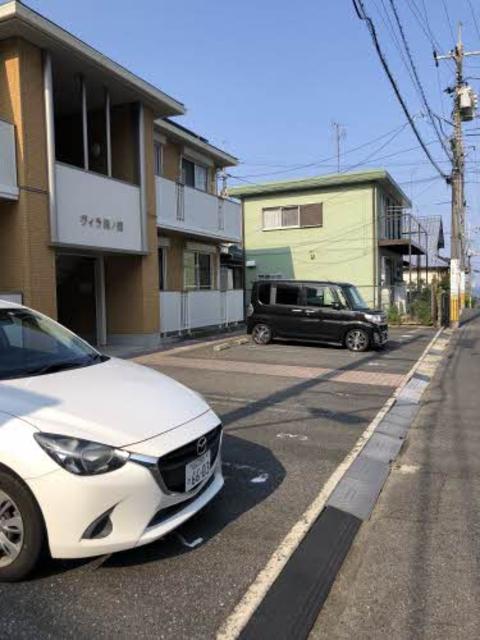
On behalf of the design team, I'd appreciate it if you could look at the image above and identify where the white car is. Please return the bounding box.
[0,300,223,581]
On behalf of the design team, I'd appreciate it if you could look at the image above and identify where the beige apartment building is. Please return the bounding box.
[0,1,243,347]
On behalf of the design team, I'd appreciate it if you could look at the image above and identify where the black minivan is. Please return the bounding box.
[247,280,388,352]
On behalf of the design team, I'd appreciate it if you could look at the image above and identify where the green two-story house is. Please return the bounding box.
[230,170,427,310]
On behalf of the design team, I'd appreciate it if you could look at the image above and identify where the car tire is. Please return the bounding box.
[0,470,46,582]
[252,323,273,345]
[345,328,370,352]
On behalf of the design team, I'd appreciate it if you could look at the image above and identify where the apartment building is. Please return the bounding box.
[0,1,243,347]
[230,170,428,310]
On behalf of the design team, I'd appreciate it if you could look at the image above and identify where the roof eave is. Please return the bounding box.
[0,1,185,117]
[155,118,238,167]
[229,169,411,206]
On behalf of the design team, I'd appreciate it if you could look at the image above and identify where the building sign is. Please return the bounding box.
[55,163,142,252]
[80,215,124,232]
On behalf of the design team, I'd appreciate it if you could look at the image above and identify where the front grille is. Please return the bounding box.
[147,475,216,528]
[157,424,222,493]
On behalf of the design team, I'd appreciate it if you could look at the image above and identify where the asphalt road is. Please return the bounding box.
[0,327,435,640]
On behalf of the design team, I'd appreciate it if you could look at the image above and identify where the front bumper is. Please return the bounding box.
[373,325,389,346]
[27,416,224,559]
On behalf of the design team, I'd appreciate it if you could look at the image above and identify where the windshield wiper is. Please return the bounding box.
[22,354,109,377]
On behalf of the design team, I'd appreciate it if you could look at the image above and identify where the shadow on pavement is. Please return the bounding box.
[35,433,285,576]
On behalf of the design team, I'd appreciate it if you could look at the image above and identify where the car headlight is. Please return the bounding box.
[34,433,130,476]
[364,313,384,324]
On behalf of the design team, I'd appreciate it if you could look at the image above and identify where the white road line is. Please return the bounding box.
[216,327,445,640]
[176,533,204,549]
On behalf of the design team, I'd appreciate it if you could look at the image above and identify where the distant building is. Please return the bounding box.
[230,170,427,309]
[403,215,449,286]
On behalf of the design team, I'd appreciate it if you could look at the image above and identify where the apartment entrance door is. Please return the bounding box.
[56,254,106,345]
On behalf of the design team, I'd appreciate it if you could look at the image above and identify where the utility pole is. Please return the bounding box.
[435,23,479,326]
[331,122,346,173]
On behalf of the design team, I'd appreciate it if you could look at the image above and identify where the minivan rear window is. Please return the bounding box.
[275,285,301,306]
[258,283,271,305]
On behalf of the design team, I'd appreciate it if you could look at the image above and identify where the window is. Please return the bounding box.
[344,285,368,310]
[275,284,301,306]
[158,247,167,290]
[184,251,213,290]
[262,203,323,230]
[300,203,323,227]
[304,286,337,308]
[195,164,208,192]
[263,207,298,229]
[182,158,208,191]
[258,283,271,304]
[154,142,163,177]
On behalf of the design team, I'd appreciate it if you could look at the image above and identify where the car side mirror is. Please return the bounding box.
[332,302,343,310]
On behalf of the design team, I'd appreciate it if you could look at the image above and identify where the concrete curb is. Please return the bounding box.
[218,327,449,640]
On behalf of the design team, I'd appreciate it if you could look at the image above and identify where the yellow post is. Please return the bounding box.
[450,258,460,327]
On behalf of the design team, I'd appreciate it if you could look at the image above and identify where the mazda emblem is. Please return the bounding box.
[196,436,207,456]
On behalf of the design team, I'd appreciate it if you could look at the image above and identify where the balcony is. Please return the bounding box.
[378,211,427,256]
[156,176,242,243]
[55,163,143,252]
[0,119,18,201]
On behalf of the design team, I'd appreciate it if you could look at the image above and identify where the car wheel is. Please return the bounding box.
[252,323,273,345]
[0,471,45,582]
[345,328,370,352]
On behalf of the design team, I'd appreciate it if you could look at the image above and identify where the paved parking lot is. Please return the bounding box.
[0,327,435,640]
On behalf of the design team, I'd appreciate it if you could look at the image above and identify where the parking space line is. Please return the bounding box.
[139,355,407,388]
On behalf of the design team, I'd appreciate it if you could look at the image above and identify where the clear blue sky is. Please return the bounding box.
[21,0,480,272]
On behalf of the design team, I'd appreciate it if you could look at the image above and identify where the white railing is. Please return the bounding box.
[159,289,244,334]
[55,163,143,251]
[156,176,242,242]
[0,119,18,200]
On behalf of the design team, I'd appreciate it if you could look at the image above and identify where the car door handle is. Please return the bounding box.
[291,309,303,313]
[305,309,318,315]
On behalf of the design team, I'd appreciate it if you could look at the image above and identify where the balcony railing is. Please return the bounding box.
[156,176,242,243]
[378,211,427,256]
[159,289,244,334]
[0,119,18,201]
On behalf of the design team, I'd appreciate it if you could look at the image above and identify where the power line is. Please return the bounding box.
[370,0,420,89]
[229,137,445,183]
[405,0,449,58]
[352,0,450,182]
[233,122,409,178]
[467,0,480,43]
[239,124,405,172]
[440,0,455,43]
[386,0,452,161]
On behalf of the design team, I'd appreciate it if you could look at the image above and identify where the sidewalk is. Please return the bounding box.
[101,326,245,359]
[311,310,480,640]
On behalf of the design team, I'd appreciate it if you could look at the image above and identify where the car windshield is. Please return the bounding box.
[343,286,369,310]
[0,308,107,381]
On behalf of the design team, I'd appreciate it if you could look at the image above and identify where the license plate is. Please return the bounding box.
[185,451,211,492]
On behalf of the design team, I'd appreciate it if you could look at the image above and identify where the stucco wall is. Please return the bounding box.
[243,184,376,305]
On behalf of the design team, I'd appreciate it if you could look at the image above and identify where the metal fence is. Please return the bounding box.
[373,284,449,326]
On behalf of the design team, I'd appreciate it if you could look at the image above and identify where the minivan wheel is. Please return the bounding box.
[0,472,45,582]
[252,323,273,345]
[345,328,370,352]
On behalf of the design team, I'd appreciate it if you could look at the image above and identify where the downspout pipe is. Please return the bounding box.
[372,185,378,308]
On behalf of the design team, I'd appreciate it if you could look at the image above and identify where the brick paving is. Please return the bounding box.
[135,353,406,388]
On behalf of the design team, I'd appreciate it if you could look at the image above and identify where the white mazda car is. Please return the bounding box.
[0,300,223,581]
